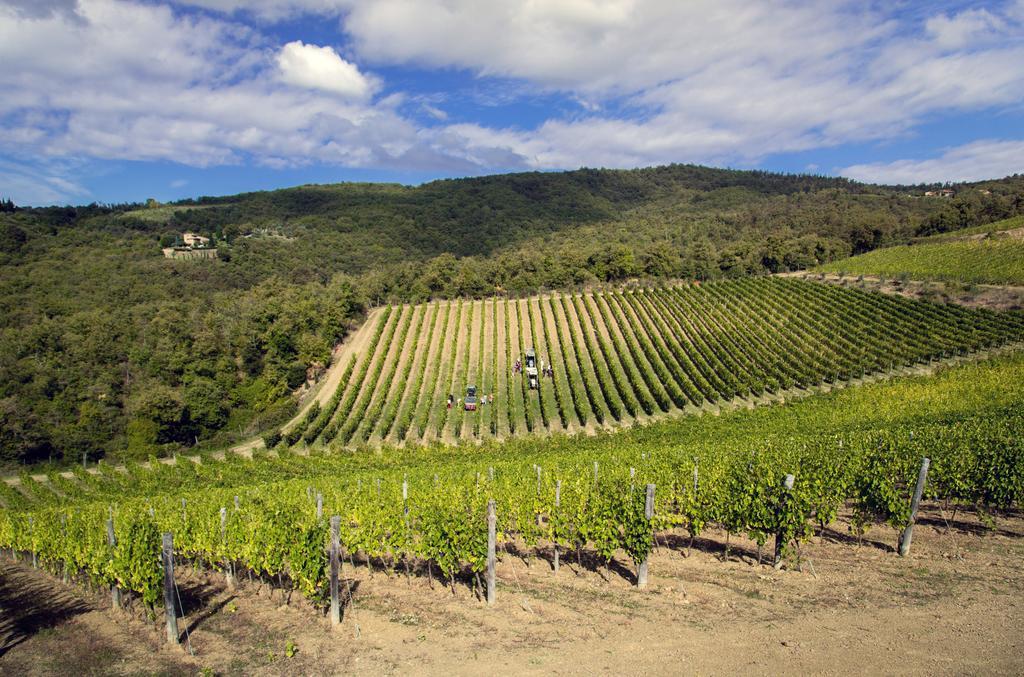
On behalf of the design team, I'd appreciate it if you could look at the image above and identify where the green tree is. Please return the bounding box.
[127,382,186,444]
[184,377,229,433]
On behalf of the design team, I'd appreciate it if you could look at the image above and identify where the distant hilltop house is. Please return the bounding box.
[923,189,955,198]
[182,232,210,247]
[162,231,218,260]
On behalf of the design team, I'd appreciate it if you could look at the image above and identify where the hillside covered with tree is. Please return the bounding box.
[1,164,1022,468]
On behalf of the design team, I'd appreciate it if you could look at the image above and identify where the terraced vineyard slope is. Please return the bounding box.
[279,278,1024,449]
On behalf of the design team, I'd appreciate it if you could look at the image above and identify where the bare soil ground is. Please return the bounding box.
[3,505,1022,676]
[783,273,1024,312]
[224,305,385,458]
[929,226,1024,243]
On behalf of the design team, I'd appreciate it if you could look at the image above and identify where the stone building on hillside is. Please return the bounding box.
[182,232,210,247]
[162,231,217,260]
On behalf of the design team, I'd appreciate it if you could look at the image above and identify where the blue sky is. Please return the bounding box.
[1,0,1023,205]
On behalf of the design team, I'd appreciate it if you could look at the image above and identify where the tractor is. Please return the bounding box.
[464,385,478,411]
[525,349,539,390]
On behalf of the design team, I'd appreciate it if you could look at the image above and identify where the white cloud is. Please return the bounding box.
[344,0,874,94]
[337,0,1024,170]
[167,0,346,21]
[0,0,428,203]
[3,0,1024,204]
[926,8,1004,49]
[421,103,447,121]
[0,0,80,19]
[276,40,373,97]
[839,139,1024,184]
[0,157,90,204]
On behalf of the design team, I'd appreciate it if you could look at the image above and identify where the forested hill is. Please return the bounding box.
[1,164,1022,468]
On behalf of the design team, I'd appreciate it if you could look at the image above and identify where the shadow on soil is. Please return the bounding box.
[0,562,93,657]
[519,543,640,584]
[816,527,896,553]
[915,515,1020,538]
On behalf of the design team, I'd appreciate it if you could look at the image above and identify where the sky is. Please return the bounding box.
[1,0,1023,206]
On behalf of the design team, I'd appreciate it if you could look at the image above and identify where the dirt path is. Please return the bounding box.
[280,306,385,438]
[780,272,1024,312]
[221,306,384,458]
[4,506,1021,675]
[920,224,1024,243]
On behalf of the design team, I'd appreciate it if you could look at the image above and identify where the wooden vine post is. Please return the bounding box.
[898,457,930,557]
[329,516,341,626]
[773,474,795,570]
[486,499,496,605]
[162,532,179,645]
[535,465,543,526]
[29,517,37,569]
[316,492,323,520]
[553,480,561,574]
[402,479,409,530]
[637,483,655,589]
[60,514,68,583]
[106,518,120,610]
[220,507,234,589]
